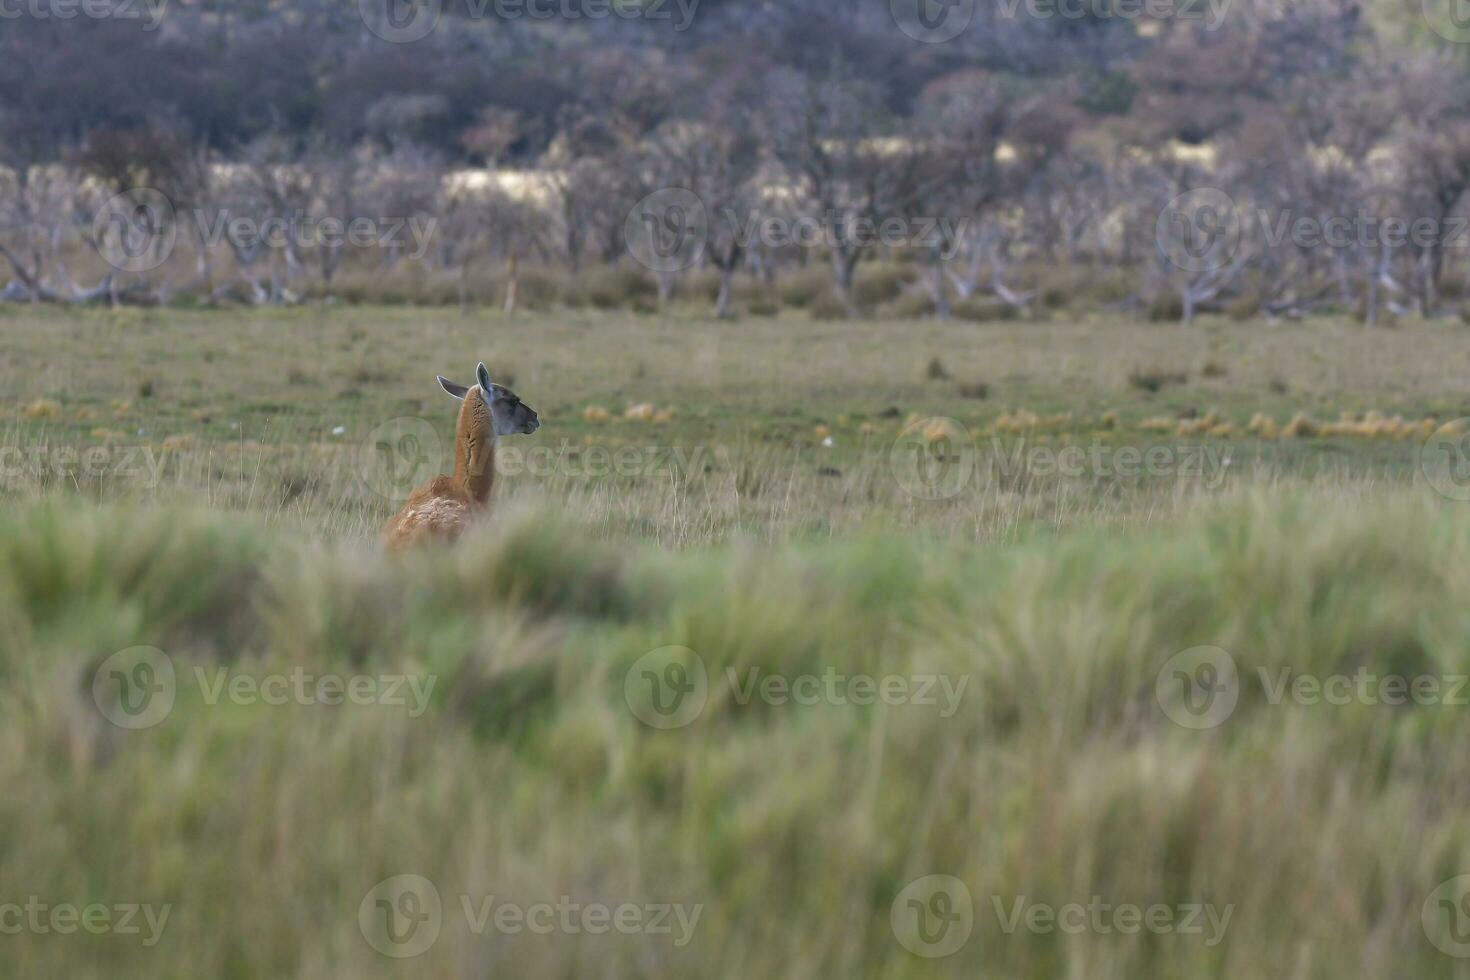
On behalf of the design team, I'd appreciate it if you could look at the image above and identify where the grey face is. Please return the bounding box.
[477,363,539,436]
[437,362,540,437]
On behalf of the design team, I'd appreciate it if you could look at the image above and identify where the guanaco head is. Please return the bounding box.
[438,362,540,437]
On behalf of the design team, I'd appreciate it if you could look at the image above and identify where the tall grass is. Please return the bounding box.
[4,495,1470,977]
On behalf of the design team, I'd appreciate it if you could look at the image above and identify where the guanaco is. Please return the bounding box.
[383,362,539,549]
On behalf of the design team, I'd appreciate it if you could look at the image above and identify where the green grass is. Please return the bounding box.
[4,495,1470,976]
[7,307,1470,976]
[3,306,1468,544]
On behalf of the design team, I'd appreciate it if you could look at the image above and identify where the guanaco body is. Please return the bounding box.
[383,363,539,549]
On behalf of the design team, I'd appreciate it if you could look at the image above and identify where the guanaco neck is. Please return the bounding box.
[452,387,497,504]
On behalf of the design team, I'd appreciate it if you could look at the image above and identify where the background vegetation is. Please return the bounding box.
[8,0,1470,325]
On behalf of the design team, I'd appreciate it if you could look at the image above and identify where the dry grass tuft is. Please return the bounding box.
[1127,366,1189,393]
[22,398,61,420]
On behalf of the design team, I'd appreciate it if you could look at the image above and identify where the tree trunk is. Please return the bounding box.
[503,254,519,317]
[1366,252,1383,328]
[832,249,861,318]
[1333,250,1353,310]
[924,249,950,320]
[716,265,734,319]
[196,244,214,300]
[1422,246,1440,317]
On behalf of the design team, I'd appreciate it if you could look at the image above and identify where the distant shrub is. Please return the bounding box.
[1354,299,1398,328]
[677,270,723,303]
[1087,265,1140,304]
[745,297,780,317]
[853,263,914,308]
[1146,292,1184,322]
[809,292,851,320]
[779,267,830,309]
[953,297,1017,322]
[882,290,937,320]
[1226,293,1261,321]
[1033,265,1093,310]
[510,267,563,310]
[1127,366,1189,393]
[580,267,658,311]
[1283,412,1320,438]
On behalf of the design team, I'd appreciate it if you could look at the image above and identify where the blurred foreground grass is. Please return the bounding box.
[4,494,1470,977]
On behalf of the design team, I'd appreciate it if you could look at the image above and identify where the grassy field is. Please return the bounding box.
[6,306,1470,977]
[5,305,1470,543]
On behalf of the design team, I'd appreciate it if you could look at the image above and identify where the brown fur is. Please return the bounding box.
[383,387,498,550]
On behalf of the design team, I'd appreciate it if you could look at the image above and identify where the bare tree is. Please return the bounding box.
[362,144,445,274]
[541,110,645,274]
[296,140,369,299]
[485,190,548,317]
[766,67,957,317]
[646,119,762,316]
[0,162,76,302]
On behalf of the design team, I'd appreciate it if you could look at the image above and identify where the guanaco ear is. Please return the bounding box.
[476,362,493,396]
[438,376,469,400]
